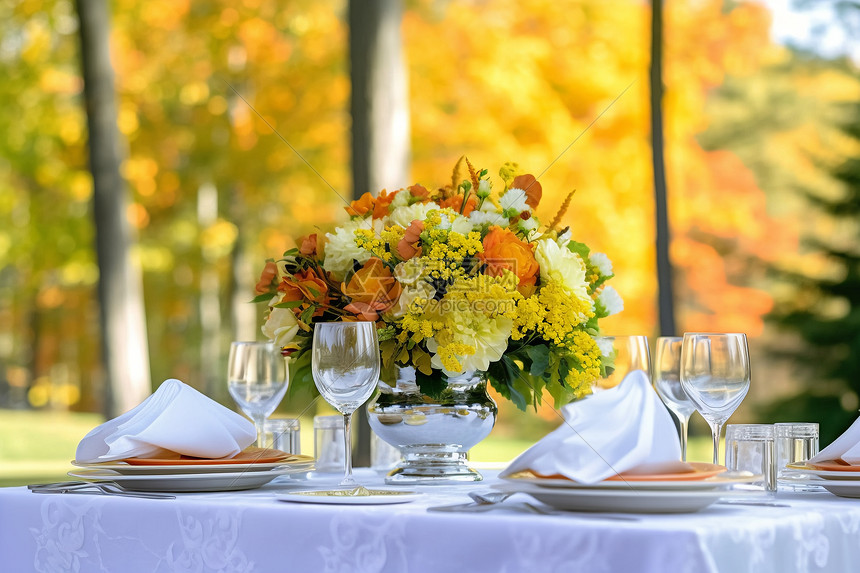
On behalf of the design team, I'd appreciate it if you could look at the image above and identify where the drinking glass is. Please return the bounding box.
[724,424,776,492]
[312,321,380,486]
[227,341,289,448]
[652,336,697,461]
[595,335,651,389]
[775,422,820,490]
[680,333,751,465]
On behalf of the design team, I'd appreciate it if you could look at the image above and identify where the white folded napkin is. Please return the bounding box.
[75,379,256,463]
[501,370,686,484]
[809,416,860,465]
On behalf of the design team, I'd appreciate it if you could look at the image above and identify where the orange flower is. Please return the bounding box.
[342,258,402,321]
[408,184,430,201]
[255,261,278,295]
[512,174,542,209]
[396,220,424,260]
[345,192,375,217]
[438,194,477,216]
[299,234,318,257]
[479,226,540,293]
[373,189,397,219]
[279,268,330,316]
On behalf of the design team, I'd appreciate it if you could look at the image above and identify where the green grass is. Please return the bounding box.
[0,409,721,487]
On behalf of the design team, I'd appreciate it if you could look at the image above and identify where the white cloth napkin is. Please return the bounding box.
[75,379,256,463]
[809,416,860,465]
[501,370,686,484]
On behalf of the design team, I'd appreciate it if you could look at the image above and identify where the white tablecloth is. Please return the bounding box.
[1,469,859,573]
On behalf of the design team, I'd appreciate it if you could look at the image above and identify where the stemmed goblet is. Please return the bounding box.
[312,321,380,487]
[652,336,697,461]
[595,335,651,390]
[227,341,289,448]
[680,333,751,465]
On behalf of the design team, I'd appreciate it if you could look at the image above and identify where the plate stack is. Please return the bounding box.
[783,460,860,498]
[69,448,315,493]
[496,463,760,513]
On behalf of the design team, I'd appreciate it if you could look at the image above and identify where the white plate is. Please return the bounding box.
[780,476,860,498]
[68,467,295,492]
[70,460,314,475]
[784,466,860,481]
[494,482,727,513]
[500,474,759,491]
[277,489,421,505]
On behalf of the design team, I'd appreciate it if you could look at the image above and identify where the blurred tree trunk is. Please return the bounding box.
[198,182,221,397]
[650,0,677,336]
[349,0,410,465]
[76,0,151,417]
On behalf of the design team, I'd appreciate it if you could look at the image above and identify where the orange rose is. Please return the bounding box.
[373,189,397,219]
[396,220,424,260]
[279,268,330,317]
[438,194,477,216]
[512,174,542,209]
[255,261,278,295]
[479,226,539,293]
[342,258,402,321]
[408,184,430,201]
[299,234,318,257]
[345,192,375,217]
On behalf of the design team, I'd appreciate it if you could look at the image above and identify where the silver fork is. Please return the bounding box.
[29,481,175,500]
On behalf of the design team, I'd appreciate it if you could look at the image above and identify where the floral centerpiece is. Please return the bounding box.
[254,158,622,412]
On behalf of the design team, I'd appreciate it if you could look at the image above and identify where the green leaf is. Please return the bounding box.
[250,292,274,303]
[487,356,529,411]
[282,248,300,257]
[416,369,447,400]
[567,240,590,259]
[273,300,304,309]
[299,305,316,324]
[525,344,551,377]
[306,286,321,298]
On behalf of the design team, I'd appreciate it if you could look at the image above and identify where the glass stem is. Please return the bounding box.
[252,415,266,449]
[340,412,355,487]
[709,420,724,465]
[679,415,690,462]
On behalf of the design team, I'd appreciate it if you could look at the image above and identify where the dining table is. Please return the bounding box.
[1,467,858,573]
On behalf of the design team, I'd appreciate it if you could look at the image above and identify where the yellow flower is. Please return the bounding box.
[534,238,592,311]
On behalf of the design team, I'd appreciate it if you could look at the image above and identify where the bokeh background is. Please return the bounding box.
[1,0,859,483]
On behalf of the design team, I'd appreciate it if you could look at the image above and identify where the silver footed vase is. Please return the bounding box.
[366,366,497,485]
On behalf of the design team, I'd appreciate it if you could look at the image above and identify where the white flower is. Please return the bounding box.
[598,285,624,316]
[394,259,426,285]
[499,187,530,215]
[426,315,513,376]
[386,280,436,319]
[261,300,300,348]
[557,228,572,247]
[450,213,476,235]
[388,202,440,228]
[534,238,592,308]
[517,216,540,238]
[589,252,613,277]
[322,220,373,280]
[391,189,411,208]
[596,336,614,357]
[469,209,509,228]
[476,178,492,198]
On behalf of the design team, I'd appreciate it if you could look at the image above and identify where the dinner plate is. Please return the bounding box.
[121,448,298,465]
[779,475,860,499]
[68,467,296,492]
[501,463,752,491]
[277,489,422,505]
[493,482,726,513]
[71,458,315,476]
[785,463,860,481]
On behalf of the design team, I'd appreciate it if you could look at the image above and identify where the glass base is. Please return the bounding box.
[384,446,483,485]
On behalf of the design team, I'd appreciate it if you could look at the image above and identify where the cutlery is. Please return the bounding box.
[29,481,175,500]
[716,500,790,508]
[428,491,639,521]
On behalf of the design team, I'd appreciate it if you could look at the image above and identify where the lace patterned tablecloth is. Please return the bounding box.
[1,469,859,573]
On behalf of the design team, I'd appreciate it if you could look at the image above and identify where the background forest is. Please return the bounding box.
[1,0,859,474]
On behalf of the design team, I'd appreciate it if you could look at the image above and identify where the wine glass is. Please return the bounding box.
[595,335,651,389]
[312,321,380,487]
[652,336,697,461]
[227,341,288,448]
[680,333,750,465]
